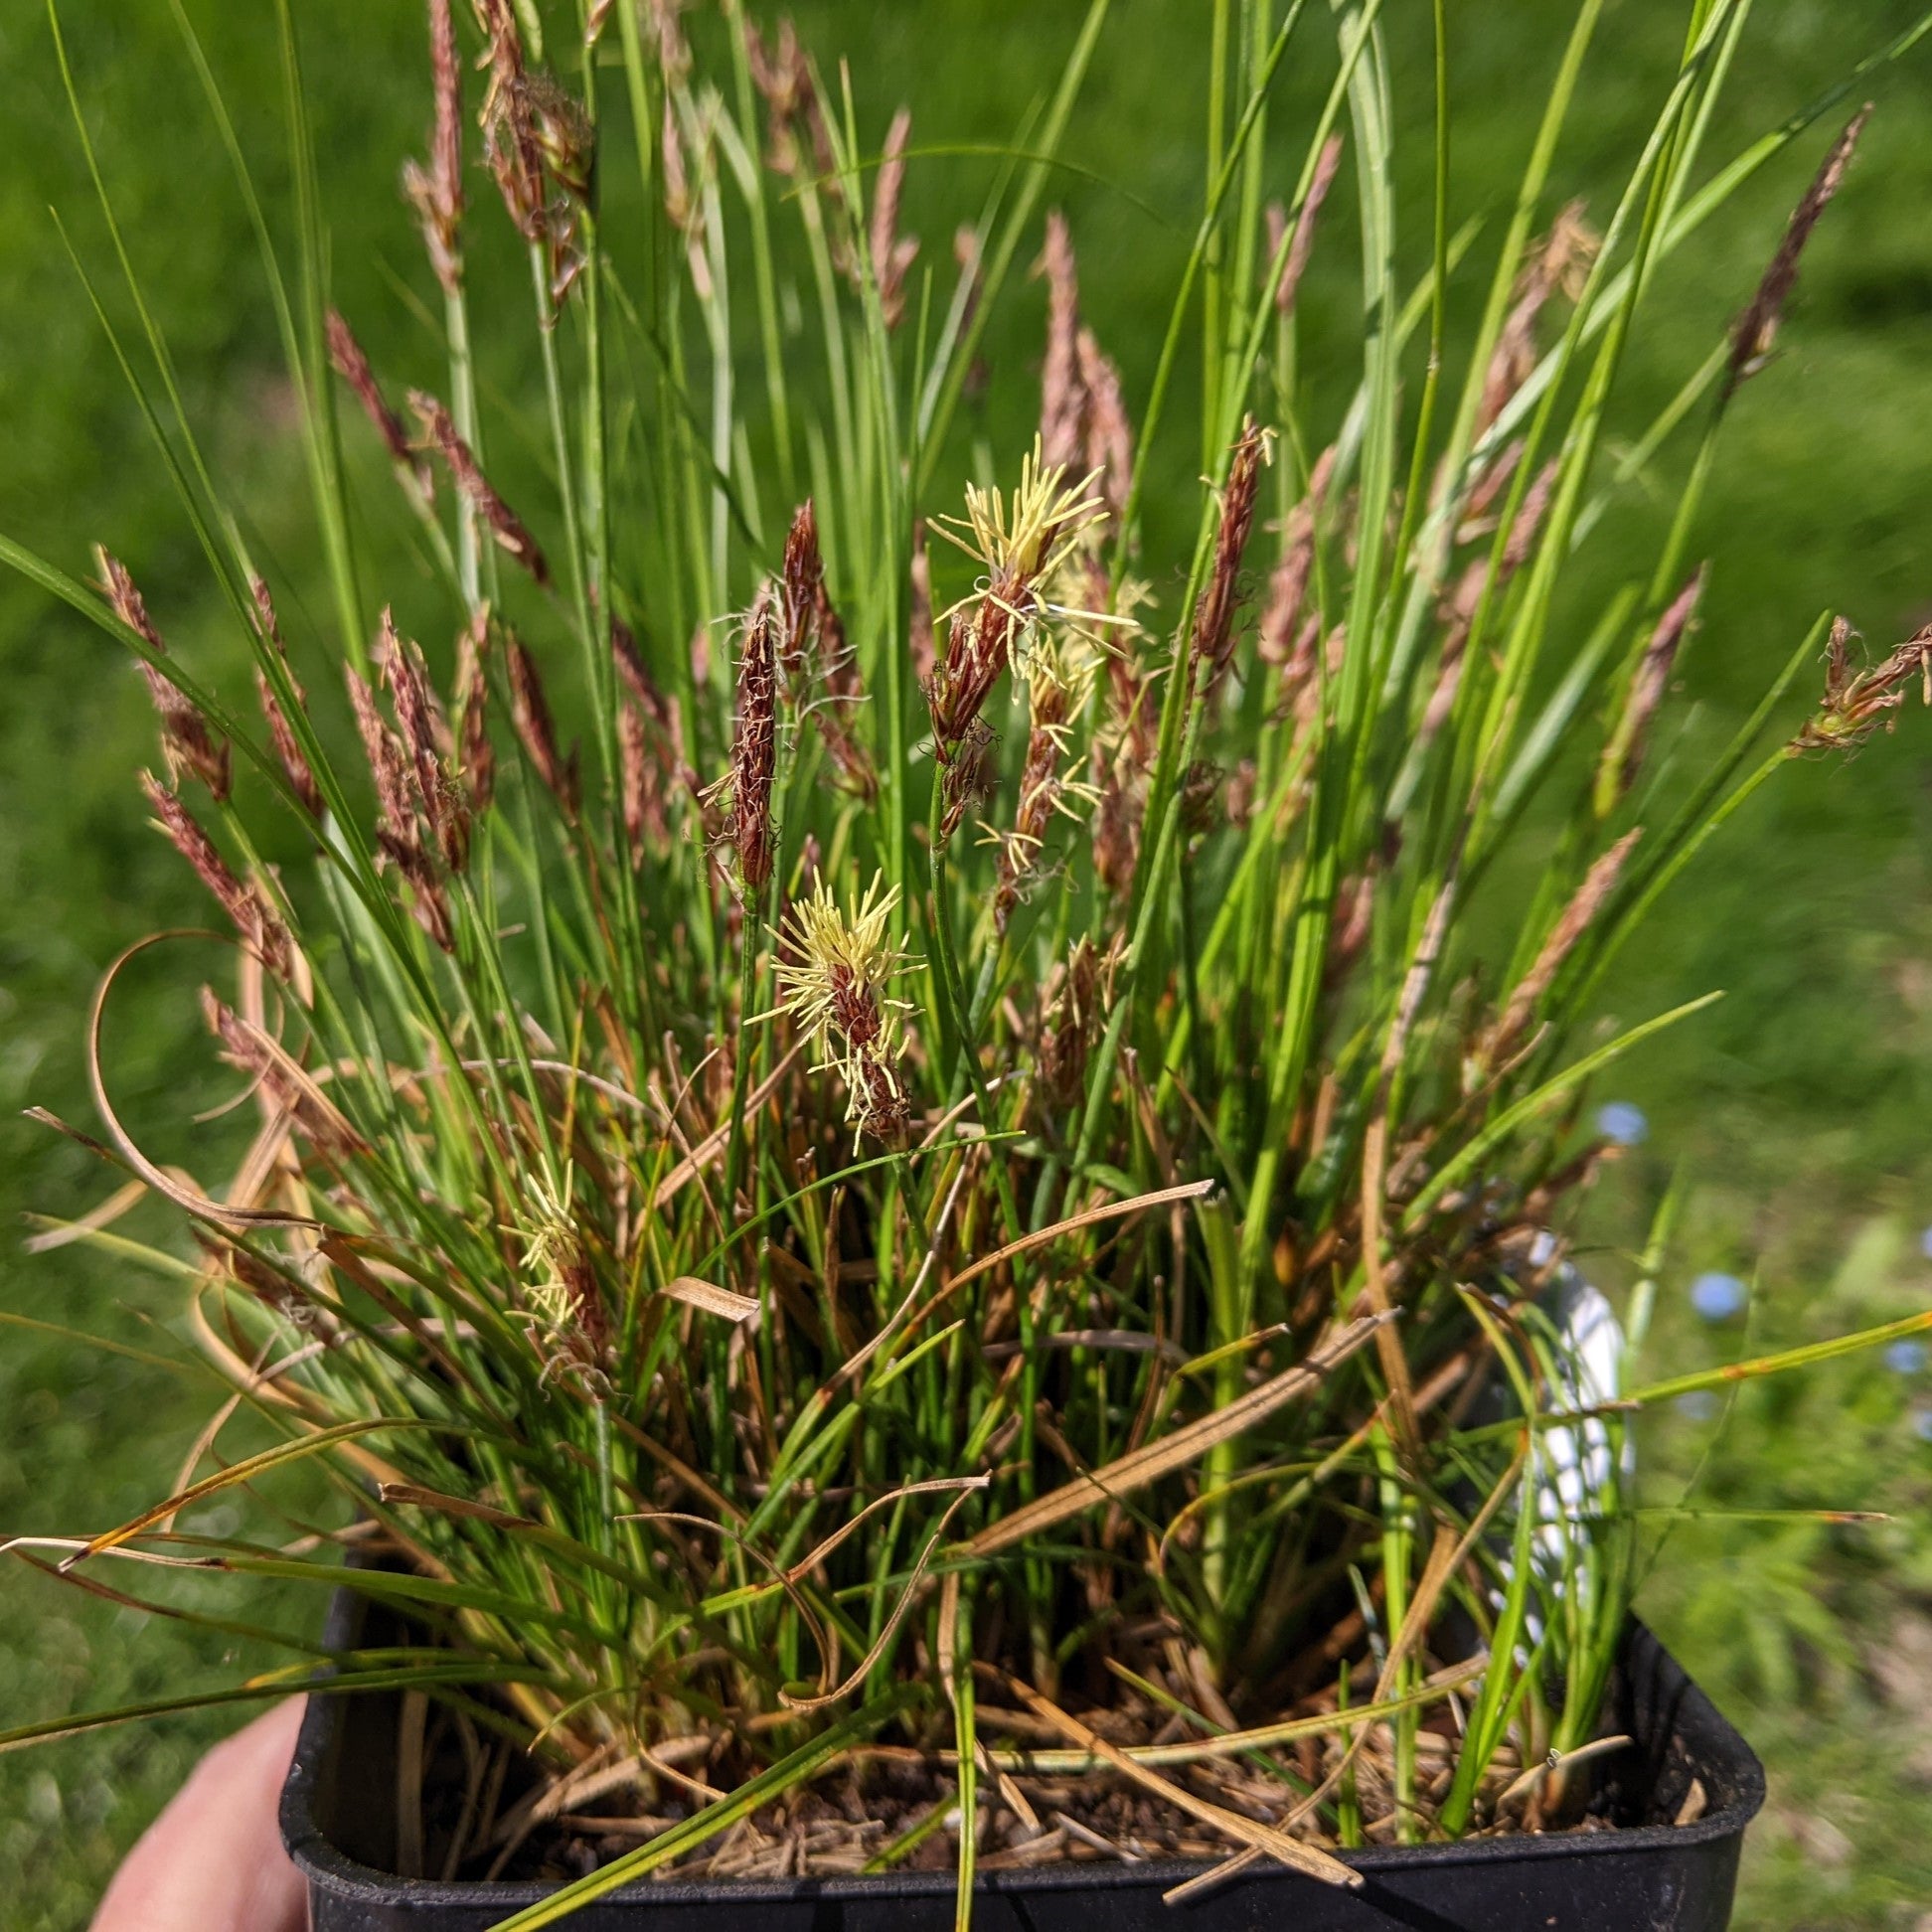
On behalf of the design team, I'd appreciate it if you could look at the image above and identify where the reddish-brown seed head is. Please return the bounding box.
[454,606,495,815]
[1038,937,1107,1112]
[610,613,652,714]
[1477,202,1595,435]
[201,986,366,1157]
[346,662,420,873]
[1501,459,1561,578]
[1038,212,1082,472]
[249,577,323,821]
[1727,105,1871,399]
[617,701,655,857]
[326,311,424,488]
[1791,615,1932,753]
[377,613,440,820]
[779,500,825,679]
[869,108,917,329]
[141,772,290,975]
[475,0,548,243]
[402,0,465,294]
[1604,566,1704,801]
[1074,327,1133,523]
[97,548,232,801]
[346,653,454,946]
[1491,829,1643,1055]
[1270,132,1344,318]
[744,18,808,177]
[380,610,468,872]
[728,595,779,892]
[1035,217,1132,521]
[1259,445,1337,670]
[505,633,578,816]
[1192,419,1267,697]
[994,685,1071,935]
[409,391,550,586]
[560,1239,611,1363]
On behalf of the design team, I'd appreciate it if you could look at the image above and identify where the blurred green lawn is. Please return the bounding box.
[3,1,1932,1924]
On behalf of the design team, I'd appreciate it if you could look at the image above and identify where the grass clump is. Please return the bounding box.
[6,0,1932,1915]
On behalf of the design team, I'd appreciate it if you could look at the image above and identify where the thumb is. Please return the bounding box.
[91,1697,308,1932]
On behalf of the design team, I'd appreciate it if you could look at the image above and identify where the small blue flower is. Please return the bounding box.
[1886,1340,1928,1376]
[1690,1271,1748,1323]
[1914,1407,1932,1445]
[1596,1101,1649,1148]
[1674,1390,1720,1422]
[1920,1225,1932,1262]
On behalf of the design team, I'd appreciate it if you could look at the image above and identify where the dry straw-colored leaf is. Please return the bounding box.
[661,1276,759,1322]
[998,1673,1359,1889]
[962,1311,1394,1558]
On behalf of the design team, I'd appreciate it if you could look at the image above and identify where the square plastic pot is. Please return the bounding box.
[282,1589,1762,1932]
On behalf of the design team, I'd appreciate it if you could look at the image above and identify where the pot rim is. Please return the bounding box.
[281,1612,1764,1908]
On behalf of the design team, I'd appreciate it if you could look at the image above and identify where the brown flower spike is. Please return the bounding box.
[1035,213,1134,520]
[725,596,779,894]
[402,0,464,296]
[778,500,826,680]
[249,577,322,821]
[505,633,579,817]
[454,607,495,815]
[1038,213,1082,474]
[1477,202,1597,436]
[378,609,469,873]
[1487,828,1643,1060]
[868,109,918,330]
[1192,418,1268,701]
[327,312,429,499]
[810,579,879,803]
[1259,444,1337,671]
[994,637,1092,933]
[1726,106,1871,400]
[1595,566,1704,813]
[98,548,231,802]
[348,657,453,950]
[140,773,290,977]
[1037,937,1110,1114]
[202,988,366,1158]
[773,503,878,801]
[1265,132,1344,319]
[1792,616,1932,754]
[475,0,547,243]
[410,391,551,586]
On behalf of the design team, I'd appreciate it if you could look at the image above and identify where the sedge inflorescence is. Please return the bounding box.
[773,873,915,1143]
[13,0,1929,1901]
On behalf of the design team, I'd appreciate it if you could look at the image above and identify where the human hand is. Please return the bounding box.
[90,1698,307,1932]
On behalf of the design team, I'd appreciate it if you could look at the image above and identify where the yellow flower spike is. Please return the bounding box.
[771,875,919,1139]
[932,438,1107,598]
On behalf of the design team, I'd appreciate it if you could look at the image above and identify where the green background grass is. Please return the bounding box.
[3,1,1931,1923]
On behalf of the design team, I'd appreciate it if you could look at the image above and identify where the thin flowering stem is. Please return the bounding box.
[719,878,771,1228]
[925,758,1024,1248]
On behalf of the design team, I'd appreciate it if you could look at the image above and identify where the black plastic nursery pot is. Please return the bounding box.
[282,1587,1764,1932]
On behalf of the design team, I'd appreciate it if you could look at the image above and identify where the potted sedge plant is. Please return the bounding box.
[8,0,1932,1927]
